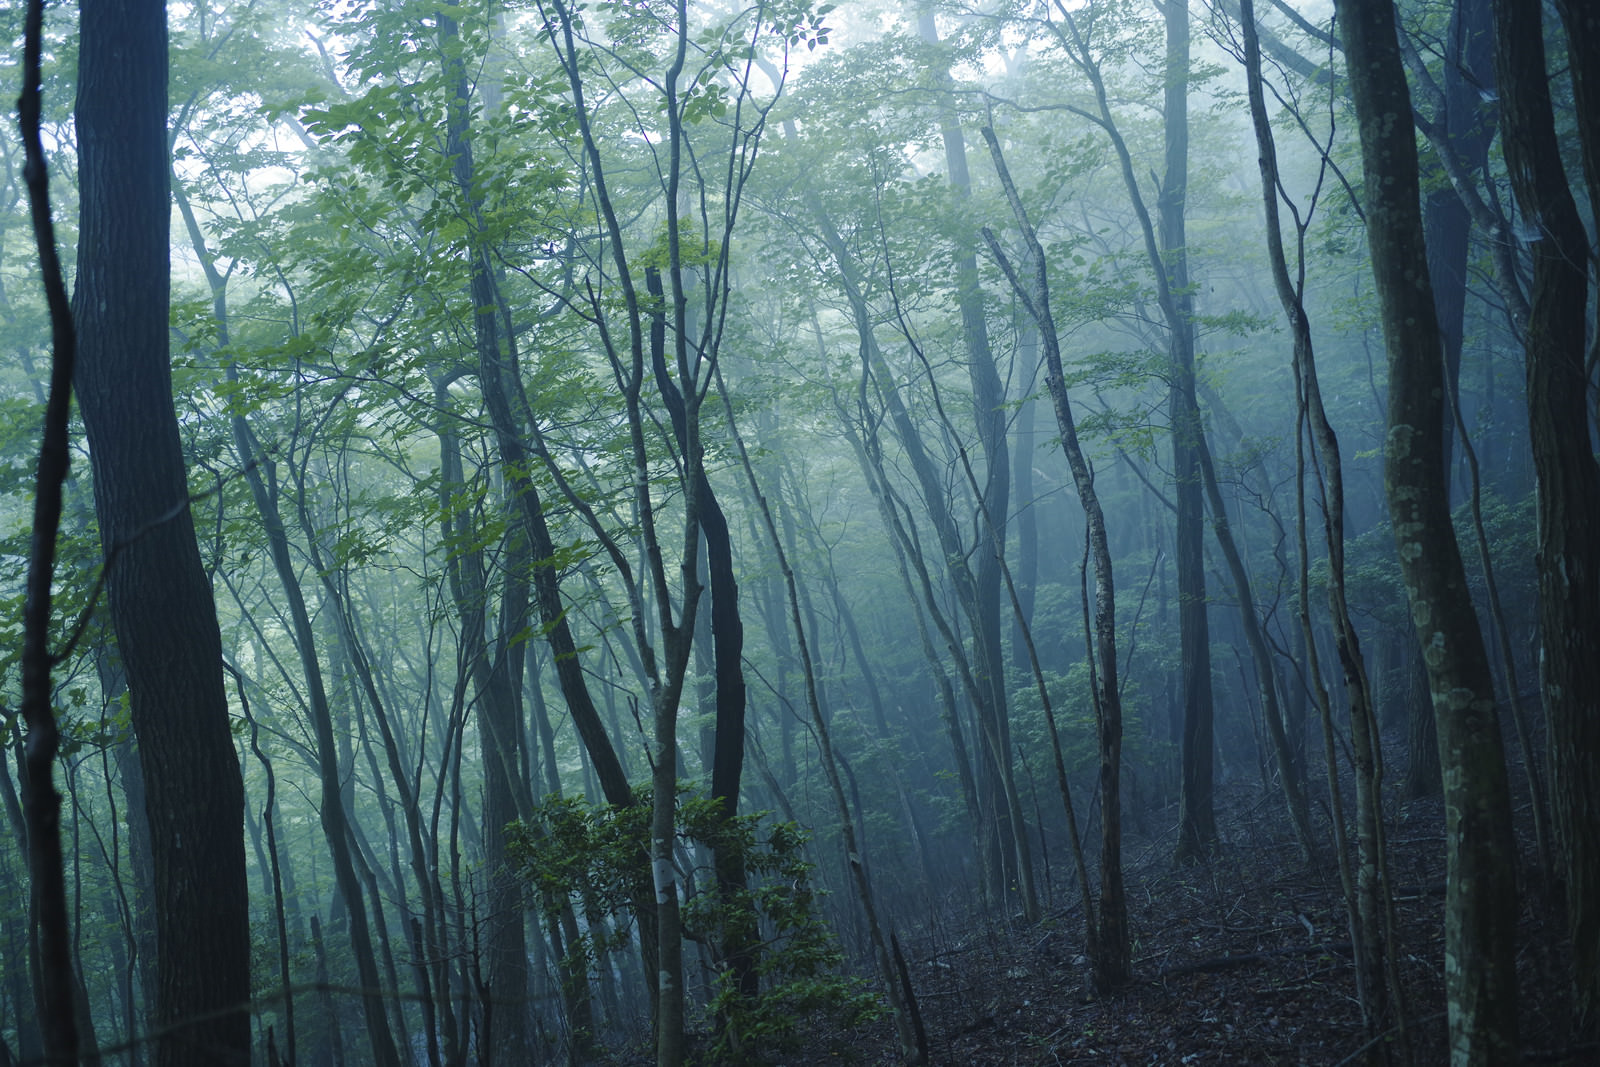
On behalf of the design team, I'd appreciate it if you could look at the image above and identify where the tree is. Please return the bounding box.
[1153,0,1216,864]
[1042,0,1216,861]
[1233,0,1394,1042]
[981,122,1130,993]
[1491,0,1600,1037]
[916,10,1035,920]
[1335,0,1520,1060]
[1399,0,1499,803]
[17,0,82,1056]
[72,0,252,1062]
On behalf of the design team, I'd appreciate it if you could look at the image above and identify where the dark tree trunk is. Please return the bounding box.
[1336,0,1521,1059]
[644,265,757,1004]
[1410,0,1490,807]
[72,0,252,1062]
[1494,0,1600,1036]
[1554,2,1600,241]
[1423,0,1496,492]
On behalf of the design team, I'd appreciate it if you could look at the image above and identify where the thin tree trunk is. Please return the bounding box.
[981,125,1129,992]
[1045,0,1214,861]
[1238,1,1397,1043]
[227,401,403,1067]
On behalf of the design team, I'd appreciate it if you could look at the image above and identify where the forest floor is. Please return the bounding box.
[795,758,1583,1065]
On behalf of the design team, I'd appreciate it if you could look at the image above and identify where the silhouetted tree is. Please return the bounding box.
[73,0,252,1061]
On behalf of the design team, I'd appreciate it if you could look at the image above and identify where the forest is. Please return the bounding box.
[3,0,1597,1063]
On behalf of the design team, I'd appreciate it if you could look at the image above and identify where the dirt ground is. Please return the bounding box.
[818,774,1586,1065]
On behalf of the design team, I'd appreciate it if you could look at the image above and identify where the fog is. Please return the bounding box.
[3,0,1589,1063]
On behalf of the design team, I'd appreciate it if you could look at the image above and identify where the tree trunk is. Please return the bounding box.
[981,125,1129,992]
[1238,0,1396,1038]
[1336,1,1521,1060]
[644,267,758,1005]
[1158,1,1217,863]
[73,0,252,1060]
[1421,0,1496,496]
[1492,0,1600,1037]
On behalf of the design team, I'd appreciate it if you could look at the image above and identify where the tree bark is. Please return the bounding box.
[73,0,252,1061]
[1336,1,1520,1060]
[1238,0,1395,1038]
[1492,0,1600,1037]
[981,125,1129,992]
[1157,0,1217,863]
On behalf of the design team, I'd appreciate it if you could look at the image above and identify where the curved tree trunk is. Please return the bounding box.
[1336,1,1520,1059]
[643,264,758,1008]
[73,0,253,1060]
[981,125,1129,992]
[1238,1,1396,1040]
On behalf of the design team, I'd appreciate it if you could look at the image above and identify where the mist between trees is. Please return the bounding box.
[6,0,1597,1064]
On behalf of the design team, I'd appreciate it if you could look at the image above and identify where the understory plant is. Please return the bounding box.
[509,787,880,1063]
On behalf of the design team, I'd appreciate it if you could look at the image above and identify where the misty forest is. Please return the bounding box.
[4,0,1598,1063]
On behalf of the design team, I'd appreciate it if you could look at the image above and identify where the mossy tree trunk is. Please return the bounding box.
[1336,1,1520,1060]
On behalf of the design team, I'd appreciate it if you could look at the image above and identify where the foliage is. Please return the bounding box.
[509,787,880,1061]
[1341,488,1537,633]
[0,0,1563,1056]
